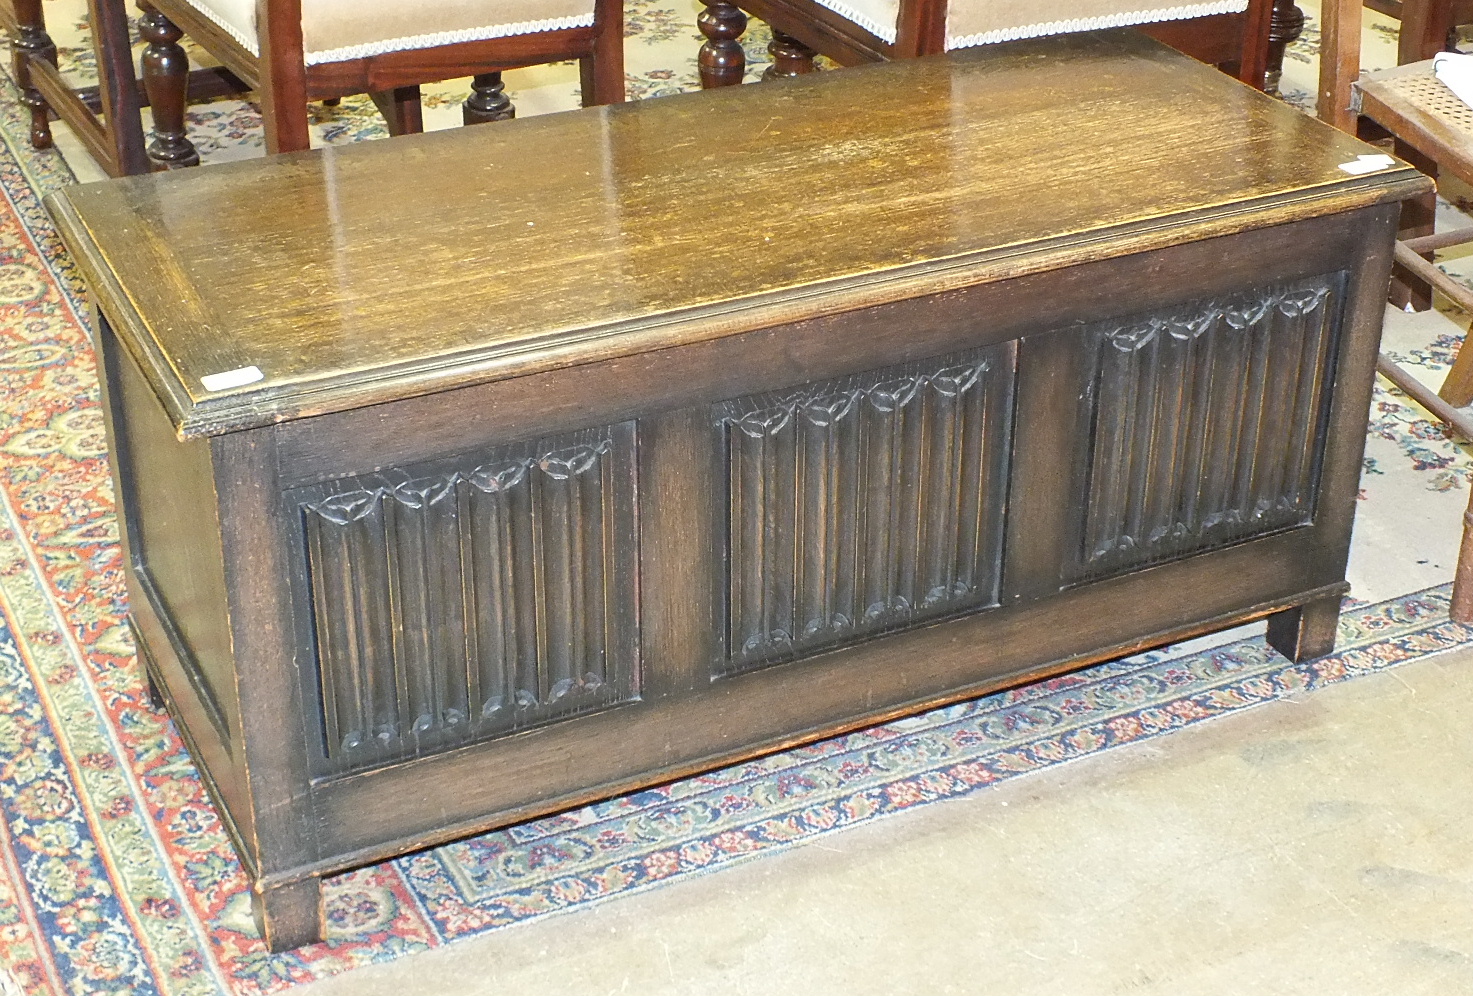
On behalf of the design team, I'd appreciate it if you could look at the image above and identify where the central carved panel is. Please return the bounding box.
[716,344,1016,674]
[292,425,638,771]
[1070,274,1344,581]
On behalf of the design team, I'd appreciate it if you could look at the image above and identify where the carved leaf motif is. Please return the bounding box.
[1278,286,1330,317]
[538,442,609,480]
[1222,295,1274,329]
[799,391,859,427]
[731,407,794,438]
[309,489,382,524]
[467,460,529,494]
[866,375,923,412]
[391,475,457,509]
[1109,322,1158,351]
[1163,312,1217,341]
[930,361,986,397]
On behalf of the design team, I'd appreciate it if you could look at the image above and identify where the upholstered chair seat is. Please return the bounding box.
[695,0,1269,91]
[136,0,623,165]
[185,0,600,65]
[801,0,1249,50]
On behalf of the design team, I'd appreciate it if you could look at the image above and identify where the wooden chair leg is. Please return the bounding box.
[1317,0,1362,132]
[580,0,626,106]
[1392,140,1437,311]
[764,30,818,80]
[1264,0,1305,94]
[1439,320,1473,406]
[1452,484,1473,624]
[698,0,748,88]
[1398,0,1458,65]
[138,2,199,168]
[464,73,515,124]
[10,0,58,150]
[370,85,424,136]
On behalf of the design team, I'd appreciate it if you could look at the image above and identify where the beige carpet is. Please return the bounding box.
[294,645,1473,995]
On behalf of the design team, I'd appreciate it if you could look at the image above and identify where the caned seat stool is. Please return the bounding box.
[1349,59,1473,621]
[136,0,625,166]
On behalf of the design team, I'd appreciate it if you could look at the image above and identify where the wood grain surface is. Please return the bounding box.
[49,31,1423,438]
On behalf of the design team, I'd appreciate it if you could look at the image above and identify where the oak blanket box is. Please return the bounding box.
[47,31,1426,950]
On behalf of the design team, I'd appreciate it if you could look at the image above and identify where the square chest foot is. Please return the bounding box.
[1266,593,1343,663]
[252,877,323,952]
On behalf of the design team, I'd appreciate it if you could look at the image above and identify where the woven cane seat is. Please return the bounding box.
[1358,60,1473,186]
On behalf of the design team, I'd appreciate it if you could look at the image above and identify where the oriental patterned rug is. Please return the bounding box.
[2,2,1473,994]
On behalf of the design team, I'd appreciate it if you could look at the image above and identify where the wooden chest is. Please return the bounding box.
[48,32,1427,950]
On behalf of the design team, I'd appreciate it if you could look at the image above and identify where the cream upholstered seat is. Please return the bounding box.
[695,0,1270,89]
[185,0,600,65]
[136,0,623,164]
[794,0,1248,49]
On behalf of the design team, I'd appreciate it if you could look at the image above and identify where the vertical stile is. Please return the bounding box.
[1233,302,1275,519]
[1147,325,1190,543]
[583,454,609,688]
[1176,318,1213,537]
[834,395,860,634]
[1122,330,1157,547]
[955,362,988,595]
[457,481,483,723]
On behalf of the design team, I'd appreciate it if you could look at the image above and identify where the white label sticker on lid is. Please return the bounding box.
[200,365,264,392]
[1339,153,1397,175]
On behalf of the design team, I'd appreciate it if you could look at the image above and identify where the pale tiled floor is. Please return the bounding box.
[291,649,1473,996]
[30,2,1473,992]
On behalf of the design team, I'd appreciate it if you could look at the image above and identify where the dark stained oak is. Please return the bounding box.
[50,33,1429,951]
[54,34,1423,439]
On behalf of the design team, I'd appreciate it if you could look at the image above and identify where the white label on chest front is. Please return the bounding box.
[200,365,264,391]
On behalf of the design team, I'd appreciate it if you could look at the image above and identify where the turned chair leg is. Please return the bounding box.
[138,2,199,168]
[10,0,58,150]
[464,73,515,124]
[1453,486,1473,624]
[370,86,424,136]
[698,0,749,88]
[764,30,817,80]
[1264,0,1305,95]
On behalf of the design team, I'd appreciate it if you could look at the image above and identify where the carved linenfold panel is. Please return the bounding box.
[717,345,1015,673]
[1072,275,1344,581]
[296,426,638,769]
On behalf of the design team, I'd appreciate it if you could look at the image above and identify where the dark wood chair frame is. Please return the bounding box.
[135,0,625,167]
[1318,0,1473,622]
[3,0,626,175]
[3,0,248,176]
[694,0,1296,91]
[5,0,146,175]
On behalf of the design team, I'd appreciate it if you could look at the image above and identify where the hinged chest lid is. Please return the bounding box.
[49,30,1427,439]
